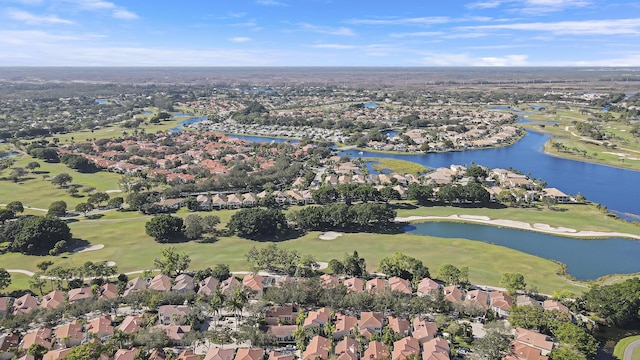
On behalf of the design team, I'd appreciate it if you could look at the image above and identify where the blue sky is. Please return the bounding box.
[1,0,639,66]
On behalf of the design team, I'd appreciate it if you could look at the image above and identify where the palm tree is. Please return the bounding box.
[227,288,248,331]
[210,290,225,328]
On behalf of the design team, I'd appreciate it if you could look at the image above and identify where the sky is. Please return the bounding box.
[0,0,639,66]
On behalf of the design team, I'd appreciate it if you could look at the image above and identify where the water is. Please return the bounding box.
[0,152,17,159]
[169,116,207,133]
[244,89,276,94]
[384,130,398,138]
[142,110,152,114]
[406,222,640,280]
[95,99,108,104]
[364,161,392,175]
[340,130,640,219]
[364,102,378,109]
[173,113,194,117]
[226,134,300,144]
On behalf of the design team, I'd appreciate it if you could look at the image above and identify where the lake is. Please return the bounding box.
[406,222,640,280]
[340,130,640,220]
[169,116,207,133]
[226,134,300,144]
[364,102,378,109]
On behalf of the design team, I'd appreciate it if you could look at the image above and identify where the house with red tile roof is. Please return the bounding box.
[334,313,358,340]
[366,278,387,293]
[113,348,140,360]
[243,274,264,297]
[176,349,200,360]
[513,328,554,355]
[54,319,84,348]
[149,274,172,292]
[344,278,364,293]
[118,315,144,334]
[412,317,438,344]
[99,283,118,300]
[504,341,549,360]
[158,305,190,325]
[302,335,330,360]
[68,287,93,303]
[12,294,38,315]
[335,337,359,360]
[266,305,298,326]
[198,276,220,297]
[392,336,421,360]
[422,337,450,360]
[154,325,191,343]
[320,274,340,288]
[490,291,514,318]
[0,332,20,359]
[387,316,411,336]
[234,348,264,360]
[43,348,71,360]
[40,290,65,310]
[417,278,441,296]
[204,346,235,360]
[20,327,53,351]
[465,289,489,312]
[389,277,413,296]
[0,297,11,315]
[443,286,463,303]
[359,311,384,334]
[267,350,294,360]
[303,307,331,328]
[220,277,242,295]
[172,274,195,293]
[267,325,297,343]
[543,300,570,315]
[363,340,390,360]
[86,316,114,340]
[123,277,147,297]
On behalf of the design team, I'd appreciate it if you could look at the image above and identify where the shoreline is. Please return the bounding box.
[396,214,640,240]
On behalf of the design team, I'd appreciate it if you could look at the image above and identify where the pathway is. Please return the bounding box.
[624,339,640,360]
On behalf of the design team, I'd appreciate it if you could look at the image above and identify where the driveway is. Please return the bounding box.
[624,339,640,360]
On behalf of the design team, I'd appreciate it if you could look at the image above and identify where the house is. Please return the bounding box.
[243,274,264,297]
[204,346,235,360]
[20,327,53,351]
[226,193,243,208]
[99,283,118,300]
[220,277,242,295]
[366,278,387,293]
[443,286,463,303]
[43,349,72,360]
[344,278,364,293]
[303,307,331,328]
[490,291,514,318]
[123,277,147,297]
[0,333,20,360]
[417,277,440,296]
[68,287,93,303]
[242,193,257,207]
[302,335,330,360]
[392,336,420,360]
[12,294,38,315]
[516,295,542,308]
[363,340,390,360]
[334,313,358,339]
[268,350,294,360]
[172,274,195,293]
[112,349,140,360]
[119,315,144,334]
[267,325,297,343]
[86,316,114,341]
[198,276,220,297]
[266,305,298,325]
[40,290,65,310]
[513,328,554,355]
[158,305,190,325]
[389,277,413,296]
[359,311,384,334]
[211,194,228,209]
[54,319,84,347]
[154,325,191,343]
[465,289,489,312]
[505,341,549,360]
[320,274,340,288]
[176,350,200,360]
[148,349,167,360]
[196,195,213,210]
[387,316,411,336]
[335,337,359,360]
[542,188,570,203]
[234,348,264,360]
[0,297,11,315]
[412,317,438,344]
[422,337,450,360]
[149,274,172,292]
[543,300,570,315]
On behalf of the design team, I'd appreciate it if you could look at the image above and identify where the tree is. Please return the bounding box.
[227,208,287,239]
[108,196,124,209]
[48,200,68,217]
[0,268,11,291]
[51,173,73,187]
[553,322,598,359]
[7,216,72,255]
[184,214,204,240]
[211,263,231,281]
[0,208,15,223]
[343,251,367,277]
[465,165,488,182]
[76,202,94,216]
[245,244,301,275]
[10,167,27,182]
[154,246,191,276]
[500,272,526,295]
[202,215,221,232]
[145,214,184,242]
[378,252,429,281]
[583,278,640,326]
[28,343,48,360]
[470,322,512,360]
[6,200,24,213]
[88,192,110,207]
[26,161,41,173]
[437,264,469,285]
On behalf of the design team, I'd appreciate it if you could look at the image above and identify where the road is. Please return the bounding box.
[624,339,640,360]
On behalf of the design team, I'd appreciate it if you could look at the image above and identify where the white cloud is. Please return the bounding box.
[6,8,73,24]
[390,31,443,38]
[229,37,251,42]
[61,0,138,20]
[112,9,137,20]
[0,30,100,45]
[349,16,451,26]
[466,1,504,9]
[419,52,528,66]
[466,0,591,13]
[463,18,640,35]
[299,23,355,36]
[256,0,287,6]
[312,43,356,49]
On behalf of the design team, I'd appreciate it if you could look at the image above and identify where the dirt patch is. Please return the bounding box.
[319,231,343,240]
[73,244,105,253]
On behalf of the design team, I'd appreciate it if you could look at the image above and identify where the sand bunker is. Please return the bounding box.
[319,231,343,240]
[73,244,105,253]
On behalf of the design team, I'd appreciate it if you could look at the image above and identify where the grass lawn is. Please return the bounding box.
[362,157,429,175]
[612,334,640,359]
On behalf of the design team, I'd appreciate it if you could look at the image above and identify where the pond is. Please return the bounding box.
[169,116,207,133]
[406,222,640,280]
[364,102,378,109]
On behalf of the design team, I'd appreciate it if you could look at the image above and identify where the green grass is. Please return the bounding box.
[613,335,640,359]
[362,157,429,175]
